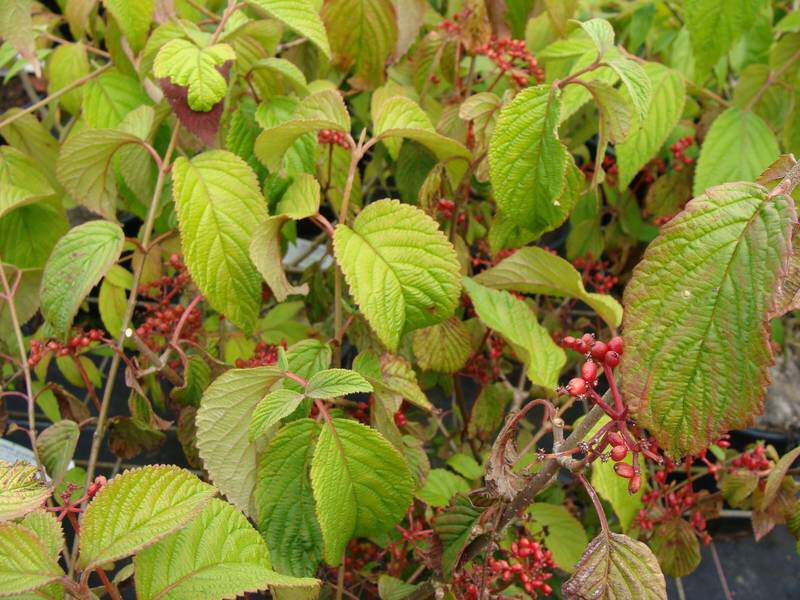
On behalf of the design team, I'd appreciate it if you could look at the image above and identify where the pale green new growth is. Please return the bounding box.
[310,419,413,566]
[529,503,588,572]
[333,199,461,351]
[135,498,320,600]
[0,146,54,219]
[78,465,216,569]
[40,220,124,338]
[250,389,305,440]
[305,368,372,399]
[245,0,331,59]
[154,39,235,111]
[462,278,565,390]
[37,420,80,484]
[0,523,63,596]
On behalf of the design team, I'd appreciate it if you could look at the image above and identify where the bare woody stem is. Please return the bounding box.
[0,63,112,130]
[769,157,800,198]
[0,264,43,472]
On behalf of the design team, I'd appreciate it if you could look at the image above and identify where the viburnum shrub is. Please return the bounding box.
[1,1,800,599]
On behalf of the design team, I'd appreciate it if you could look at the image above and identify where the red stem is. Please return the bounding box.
[96,567,123,600]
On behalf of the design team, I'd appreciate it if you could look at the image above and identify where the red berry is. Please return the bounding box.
[562,336,576,348]
[607,431,625,446]
[574,339,589,353]
[590,341,608,361]
[581,360,598,383]
[607,336,623,354]
[567,377,587,396]
[614,463,635,478]
[605,351,620,368]
[610,445,628,461]
[581,333,595,346]
[628,474,642,494]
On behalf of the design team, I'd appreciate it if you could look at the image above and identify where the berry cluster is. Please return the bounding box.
[28,329,105,367]
[436,198,466,224]
[435,12,463,35]
[234,341,283,368]
[460,335,504,384]
[669,136,694,171]
[135,255,202,350]
[475,36,545,86]
[731,443,770,472]
[317,129,349,149]
[637,462,712,544]
[452,529,555,598]
[572,254,619,293]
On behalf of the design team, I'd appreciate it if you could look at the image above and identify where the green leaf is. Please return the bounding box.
[19,509,65,560]
[605,57,651,122]
[0,0,38,76]
[250,58,309,95]
[153,39,235,111]
[469,382,511,440]
[563,532,666,599]
[412,317,473,373]
[584,81,632,144]
[576,18,615,54]
[322,0,397,89]
[378,575,420,600]
[720,470,760,508]
[83,70,152,129]
[256,418,323,577]
[616,63,685,189]
[622,182,796,456]
[245,0,331,59]
[684,0,760,79]
[57,127,147,218]
[171,356,212,408]
[98,276,127,338]
[353,351,432,411]
[475,246,622,328]
[78,465,216,569]
[0,147,54,219]
[46,43,90,114]
[40,220,124,338]
[488,85,570,235]
[305,368,372,399]
[105,0,153,52]
[172,150,268,332]
[650,518,701,578]
[0,109,59,189]
[373,96,470,181]
[333,199,461,351]
[529,502,588,572]
[135,498,319,600]
[763,446,800,507]
[310,418,413,566]
[0,523,63,596]
[254,90,350,172]
[250,389,306,440]
[0,461,51,522]
[433,494,485,576]
[197,367,284,516]
[462,278,565,389]
[415,468,469,508]
[446,454,482,480]
[36,420,79,485]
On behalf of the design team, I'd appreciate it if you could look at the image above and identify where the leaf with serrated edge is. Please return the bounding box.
[0,461,51,522]
[650,518,701,578]
[57,128,146,218]
[763,446,800,506]
[0,522,63,596]
[693,108,779,197]
[20,509,65,560]
[334,199,461,351]
[433,493,485,576]
[412,317,473,373]
[83,70,152,129]
[245,0,331,59]
[105,0,153,52]
[415,468,469,508]
[135,498,319,600]
[250,216,310,302]
[616,63,685,189]
[172,150,267,332]
[250,389,305,440]
[622,183,796,456]
[254,90,350,172]
[576,18,614,54]
[475,246,622,327]
[305,368,372,399]
[322,0,397,89]
[353,351,432,411]
[153,39,235,111]
[310,418,413,566]
[250,58,309,95]
[605,57,651,121]
[488,85,568,235]
[256,418,323,577]
[0,147,54,219]
[463,278,565,389]
[563,532,666,600]
[40,220,124,338]
[197,367,283,516]
[78,465,215,569]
